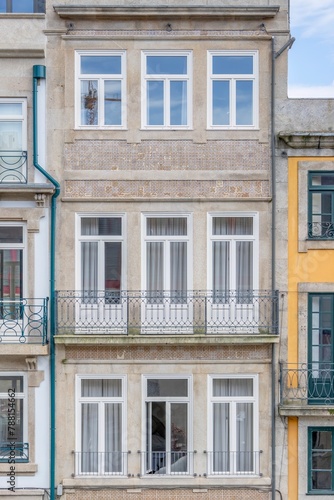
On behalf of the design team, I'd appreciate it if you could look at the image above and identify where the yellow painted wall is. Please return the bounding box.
[287,156,334,500]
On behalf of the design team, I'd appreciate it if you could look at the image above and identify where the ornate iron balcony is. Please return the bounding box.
[204,450,262,476]
[73,450,130,476]
[0,298,48,344]
[308,221,334,239]
[0,442,29,463]
[280,363,334,405]
[0,151,27,183]
[55,290,279,335]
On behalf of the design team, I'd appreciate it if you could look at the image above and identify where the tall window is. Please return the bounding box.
[144,215,190,302]
[142,51,192,128]
[209,214,258,301]
[144,377,191,475]
[0,374,26,462]
[78,216,124,302]
[76,51,126,128]
[77,377,126,476]
[209,376,258,475]
[208,51,258,128]
[308,172,334,239]
[0,225,24,319]
[0,0,44,12]
[0,99,27,183]
[308,294,334,403]
[309,428,334,493]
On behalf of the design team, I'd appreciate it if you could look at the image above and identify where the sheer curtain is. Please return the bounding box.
[212,379,253,474]
[81,379,122,474]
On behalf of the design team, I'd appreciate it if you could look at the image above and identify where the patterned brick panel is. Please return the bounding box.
[68,29,266,39]
[64,140,269,172]
[64,180,269,199]
[65,489,270,500]
[65,344,271,361]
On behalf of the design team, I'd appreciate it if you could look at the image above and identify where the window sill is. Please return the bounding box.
[299,238,334,252]
[0,462,38,475]
[0,13,45,18]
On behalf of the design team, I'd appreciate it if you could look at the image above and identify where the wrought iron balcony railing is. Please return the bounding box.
[55,290,279,335]
[139,450,196,476]
[0,298,48,344]
[0,151,27,183]
[0,442,29,463]
[73,450,130,476]
[308,221,334,239]
[204,450,262,476]
[280,363,334,405]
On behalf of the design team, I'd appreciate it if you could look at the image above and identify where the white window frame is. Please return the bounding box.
[0,98,27,151]
[75,375,127,476]
[141,212,193,292]
[0,223,26,300]
[76,213,126,293]
[0,372,28,459]
[142,375,193,476]
[207,50,259,129]
[207,212,259,292]
[207,374,259,476]
[75,51,127,129]
[141,50,192,129]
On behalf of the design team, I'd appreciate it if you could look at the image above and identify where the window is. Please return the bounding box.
[0,0,44,13]
[143,376,192,475]
[208,214,258,300]
[208,51,258,128]
[0,225,24,319]
[308,427,334,493]
[143,215,191,302]
[142,51,192,128]
[0,374,27,462]
[208,376,258,475]
[76,376,126,476]
[0,99,27,183]
[308,294,334,404]
[76,51,126,128]
[308,172,334,239]
[78,216,124,303]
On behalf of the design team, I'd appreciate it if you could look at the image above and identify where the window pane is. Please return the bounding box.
[213,56,253,75]
[0,104,22,116]
[105,242,122,292]
[81,56,121,75]
[147,379,188,397]
[104,80,122,126]
[236,81,253,125]
[312,471,332,490]
[0,249,22,301]
[170,242,187,298]
[236,403,253,471]
[81,378,122,397]
[147,242,163,293]
[147,81,164,126]
[0,0,6,13]
[0,375,23,393]
[81,218,122,236]
[81,403,98,472]
[81,242,98,293]
[213,241,230,293]
[147,218,187,236]
[105,403,122,472]
[147,56,187,75]
[236,241,253,293]
[311,173,334,187]
[213,378,253,397]
[171,403,187,452]
[81,80,98,126]
[212,81,230,126]
[12,0,34,13]
[170,81,187,126]
[0,122,22,150]
[0,226,23,243]
[212,217,253,236]
[213,402,229,472]
[0,398,23,442]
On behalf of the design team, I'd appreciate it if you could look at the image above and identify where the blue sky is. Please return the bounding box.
[289,0,334,97]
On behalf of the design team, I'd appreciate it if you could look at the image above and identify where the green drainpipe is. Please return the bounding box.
[33,64,60,500]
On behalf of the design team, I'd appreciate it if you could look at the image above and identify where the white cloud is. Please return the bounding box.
[290,0,334,39]
[288,83,334,98]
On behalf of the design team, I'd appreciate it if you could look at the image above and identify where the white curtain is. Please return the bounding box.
[81,379,122,474]
[212,379,253,474]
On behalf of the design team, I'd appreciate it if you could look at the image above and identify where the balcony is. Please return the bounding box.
[73,450,130,477]
[139,450,196,476]
[0,151,27,183]
[0,442,29,463]
[280,363,334,412]
[0,298,48,344]
[204,450,262,476]
[55,290,279,336]
[308,221,334,239]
